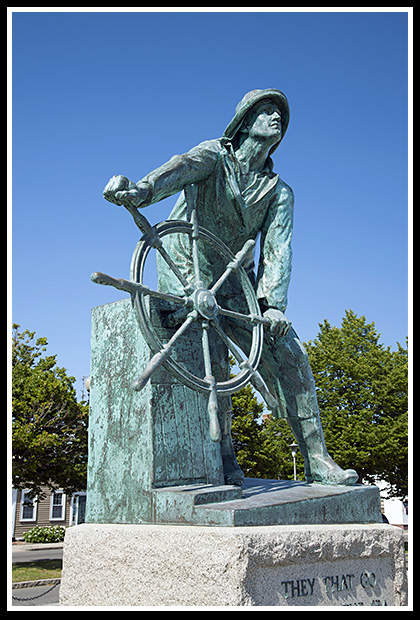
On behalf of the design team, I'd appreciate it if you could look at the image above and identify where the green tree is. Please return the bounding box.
[12,324,88,499]
[230,382,266,477]
[305,310,408,498]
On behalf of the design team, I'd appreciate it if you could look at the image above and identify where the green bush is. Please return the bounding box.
[23,525,66,543]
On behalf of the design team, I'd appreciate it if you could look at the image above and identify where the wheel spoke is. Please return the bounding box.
[156,244,194,294]
[201,322,213,377]
[201,322,221,442]
[125,204,193,293]
[91,272,189,306]
[210,239,255,295]
[211,320,247,367]
[132,312,197,391]
[211,320,279,411]
[216,304,271,328]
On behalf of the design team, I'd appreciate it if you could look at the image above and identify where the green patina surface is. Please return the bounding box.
[99,89,362,488]
[86,89,384,526]
[85,297,225,524]
[152,479,382,526]
[85,298,382,526]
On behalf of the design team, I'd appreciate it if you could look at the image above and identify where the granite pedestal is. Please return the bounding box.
[60,522,407,606]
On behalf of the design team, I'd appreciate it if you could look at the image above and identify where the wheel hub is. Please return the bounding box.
[194,288,219,320]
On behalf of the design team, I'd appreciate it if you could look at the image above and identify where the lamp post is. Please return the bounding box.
[289,442,299,481]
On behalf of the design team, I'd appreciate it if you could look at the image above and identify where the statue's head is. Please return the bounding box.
[223,89,290,155]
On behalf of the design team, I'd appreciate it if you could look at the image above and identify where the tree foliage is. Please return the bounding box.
[230,383,267,477]
[12,324,88,499]
[305,310,408,498]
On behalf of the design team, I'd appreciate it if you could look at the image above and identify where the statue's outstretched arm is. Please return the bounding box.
[103,139,220,210]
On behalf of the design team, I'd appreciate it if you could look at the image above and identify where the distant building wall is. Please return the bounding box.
[12,487,86,539]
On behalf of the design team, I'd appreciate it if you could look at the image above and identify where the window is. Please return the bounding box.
[50,490,66,521]
[20,490,37,522]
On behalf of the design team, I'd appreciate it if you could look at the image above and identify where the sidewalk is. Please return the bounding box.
[12,541,64,552]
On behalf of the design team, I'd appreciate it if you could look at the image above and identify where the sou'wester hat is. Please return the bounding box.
[223,89,290,155]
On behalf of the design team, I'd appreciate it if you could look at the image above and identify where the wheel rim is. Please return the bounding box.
[130,219,264,396]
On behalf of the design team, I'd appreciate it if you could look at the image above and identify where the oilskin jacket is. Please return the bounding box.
[140,138,294,313]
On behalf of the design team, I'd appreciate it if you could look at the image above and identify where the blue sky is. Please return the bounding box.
[10,9,411,398]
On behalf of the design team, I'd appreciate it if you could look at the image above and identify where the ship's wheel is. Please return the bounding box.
[92,185,278,441]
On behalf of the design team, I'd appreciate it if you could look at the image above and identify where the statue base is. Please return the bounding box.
[85,299,383,528]
[60,522,407,606]
[151,477,382,526]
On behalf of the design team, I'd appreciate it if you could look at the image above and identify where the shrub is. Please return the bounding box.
[23,525,66,543]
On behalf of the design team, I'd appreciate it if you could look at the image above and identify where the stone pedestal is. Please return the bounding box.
[60,522,407,607]
[86,297,227,525]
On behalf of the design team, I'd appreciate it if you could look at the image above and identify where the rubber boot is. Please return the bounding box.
[287,416,358,486]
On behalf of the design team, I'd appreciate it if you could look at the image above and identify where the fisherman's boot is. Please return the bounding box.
[287,415,358,486]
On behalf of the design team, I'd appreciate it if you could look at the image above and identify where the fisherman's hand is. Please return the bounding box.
[103,175,151,208]
[263,308,292,337]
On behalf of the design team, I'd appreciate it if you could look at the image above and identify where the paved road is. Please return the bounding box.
[12,546,63,563]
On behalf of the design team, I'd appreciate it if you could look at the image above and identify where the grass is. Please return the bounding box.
[12,559,62,583]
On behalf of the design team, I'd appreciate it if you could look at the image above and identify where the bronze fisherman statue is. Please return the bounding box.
[103,89,358,487]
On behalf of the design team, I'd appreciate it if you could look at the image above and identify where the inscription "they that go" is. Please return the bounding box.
[281,570,381,603]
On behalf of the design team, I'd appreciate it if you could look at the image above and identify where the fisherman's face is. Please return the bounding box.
[246,100,282,143]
